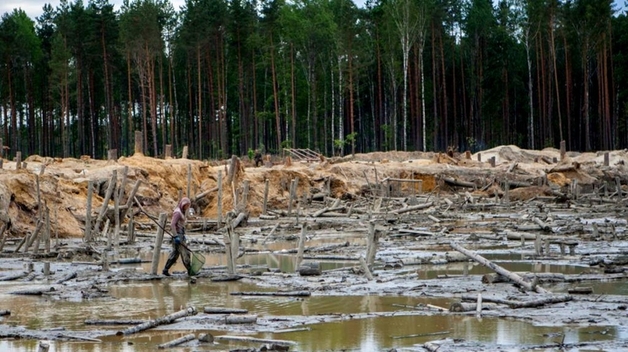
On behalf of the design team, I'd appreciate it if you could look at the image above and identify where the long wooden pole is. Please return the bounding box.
[150,213,167,275]
[116,307,198,336]
[450,242,550,294]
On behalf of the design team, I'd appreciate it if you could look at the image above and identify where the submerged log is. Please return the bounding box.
[55,271,77,284]
[451,242,550,294]
[224,314,257,324]
[203,307,248,314]
[461,294,572,309]
[215,335,296,346]
[116,307,198,336]
[229,291,311,297]
[568,287,593,294]
[0,272,28,281]
[449,302,497,312]
[158,334,196,349]
[84,319,145,325]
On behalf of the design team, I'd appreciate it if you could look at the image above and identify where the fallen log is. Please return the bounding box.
[214,335,296,346]
[0,272,28,281]
[203,307,248,314]
[482,272,566,284]
[55,271,77,285]
[224,314,257,324]
[568,287,593,294]
[449,299,495,312]
[116,307,198,336]
[9,287,54,296]
[451,242,550,294]
[391,202,434,214]
[84,319,145,325]
[460,294,572,308]
[507,295,572,309]
[229,291,311,297]
[443,177,475,188]
[158,333,196,349]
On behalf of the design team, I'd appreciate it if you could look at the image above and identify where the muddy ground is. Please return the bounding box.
[1,145,628,351]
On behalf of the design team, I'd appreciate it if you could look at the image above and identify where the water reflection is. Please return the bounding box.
[1,278,621,352]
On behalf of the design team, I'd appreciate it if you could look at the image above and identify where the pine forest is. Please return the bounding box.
[0,0,625,160]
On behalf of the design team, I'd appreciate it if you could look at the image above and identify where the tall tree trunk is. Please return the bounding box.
[270,35,281,151]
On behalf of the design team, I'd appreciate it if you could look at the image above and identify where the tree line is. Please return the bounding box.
[0,0,625,160]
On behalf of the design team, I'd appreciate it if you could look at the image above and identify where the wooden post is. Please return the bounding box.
[615,176,622,202]
[263,179,269,215]
[604,152,609,167]
[85,180,93,241]
[0,159,3,169]
[38,341,50,352]
[15,151,21,170]
[151,213,167,275]
[134,131,143,155]
[535,233,542,255]
[182,145,188,159]
[127,213,135,244]
[165,144,172,159]
[43,262,50,276]
[123,180,142,220]
[288,179,297,215]
[217,171,223,227]
[560,140,566,161]
[107,149,117,161]
[465,150,471,159]
[0,224,7,251]
[488,156,495,167]
[93,170,117,235]
[359,256,374,280]
[476,293,483,317]
[44,207,50,254]
[187,164,192,198]
[366,221,378,266]
[240,180,249,213]
[504,180,510,204]
[114,166,128,249]
[0,137,3,159]
[295,223,307,270]
[477,153,482,162]
[36,175,41,211]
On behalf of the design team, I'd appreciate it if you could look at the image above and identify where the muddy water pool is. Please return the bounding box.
[0,271,622,351]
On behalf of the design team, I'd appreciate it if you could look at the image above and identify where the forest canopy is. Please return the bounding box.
[0,0,625,160]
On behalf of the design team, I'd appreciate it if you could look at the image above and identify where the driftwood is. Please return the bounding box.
[204,307,248,314]
[451,242,550,294]
[449,302,497,312]
[116,307,198,336]
[391,202,434,214]
[229,291,311,297]
[568,287,593,294]
[158,334,196,349]
[214,335,296,346]
[225,314,257,324]
[0,272,28,281]
[461,294,572,309]
[55,271,77,284]
[84,319,145,325]
[9,287,54,295]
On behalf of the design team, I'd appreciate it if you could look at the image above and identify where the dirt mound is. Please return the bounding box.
[1,145,626,238]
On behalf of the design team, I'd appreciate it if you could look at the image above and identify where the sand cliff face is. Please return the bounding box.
[1,146,627,238]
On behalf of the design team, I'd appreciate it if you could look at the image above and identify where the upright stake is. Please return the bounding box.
[263,179,270,215]
[187,164,192,198]
[295,223,307,270]
[85,180,93,242]
[217,171,223,227]
[151,213,167,275]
